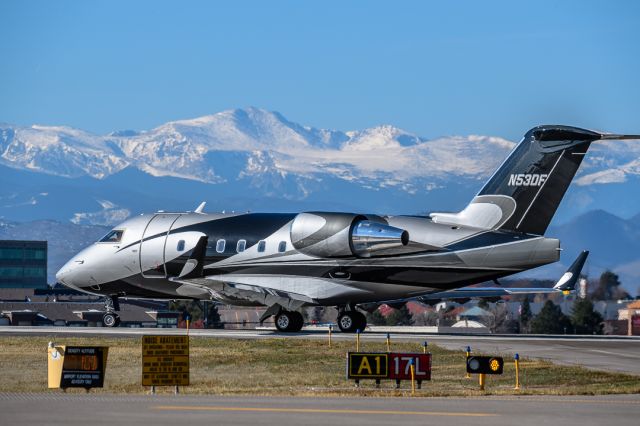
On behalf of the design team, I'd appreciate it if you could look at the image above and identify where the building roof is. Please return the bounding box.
[460,306,493,317]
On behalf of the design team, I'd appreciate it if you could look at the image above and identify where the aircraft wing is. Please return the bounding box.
[169,276,312,312]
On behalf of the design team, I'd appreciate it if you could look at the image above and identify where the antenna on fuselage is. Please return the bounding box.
[194,201,206,214]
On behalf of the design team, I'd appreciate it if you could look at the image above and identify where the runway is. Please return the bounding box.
[1,393,639,426]
[2,326,640,375]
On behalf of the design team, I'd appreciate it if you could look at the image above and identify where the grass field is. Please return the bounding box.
[2,335,639,396]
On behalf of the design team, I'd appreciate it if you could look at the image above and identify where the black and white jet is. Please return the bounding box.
[56,125,638,331]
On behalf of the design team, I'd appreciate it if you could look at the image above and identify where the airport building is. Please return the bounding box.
[0,240,47,289]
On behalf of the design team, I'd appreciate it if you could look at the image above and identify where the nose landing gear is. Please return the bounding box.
[102,296,121,327]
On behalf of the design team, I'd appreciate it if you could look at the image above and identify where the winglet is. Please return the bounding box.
[553,250,589,291]
[194,201,206,214]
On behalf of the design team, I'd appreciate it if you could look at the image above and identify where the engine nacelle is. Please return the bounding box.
[351,220,410,258]
[290,212,409,258]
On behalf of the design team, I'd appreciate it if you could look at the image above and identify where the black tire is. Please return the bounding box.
[275,311,304,332]
[290,311,304,332]
[337,311,366,333]
[102,312,119,327]
[354,311,367,332]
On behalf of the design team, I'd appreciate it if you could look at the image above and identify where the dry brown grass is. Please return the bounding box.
[1,335,638,396]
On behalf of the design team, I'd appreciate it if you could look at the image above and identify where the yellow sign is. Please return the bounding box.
[347,352,389,379]
[142,335,189,386]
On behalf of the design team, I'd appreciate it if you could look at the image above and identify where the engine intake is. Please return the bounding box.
[350,220,409,258]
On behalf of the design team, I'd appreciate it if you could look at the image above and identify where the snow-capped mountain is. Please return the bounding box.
[1,107,639,226]
[0,107,514,184]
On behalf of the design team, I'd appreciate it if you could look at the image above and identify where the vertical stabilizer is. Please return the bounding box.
[432,125,640,235]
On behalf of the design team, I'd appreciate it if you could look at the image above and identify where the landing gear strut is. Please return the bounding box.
[274,310,304,332]
[337,310,366,333]
[102,296,121,327]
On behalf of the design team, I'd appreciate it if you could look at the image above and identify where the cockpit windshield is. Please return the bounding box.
[99,229,124,243]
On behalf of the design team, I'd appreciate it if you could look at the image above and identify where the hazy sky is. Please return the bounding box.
[1,0,639,140]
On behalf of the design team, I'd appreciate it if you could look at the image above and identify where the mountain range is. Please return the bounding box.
[2,107,640,225]
[0,107,639,292]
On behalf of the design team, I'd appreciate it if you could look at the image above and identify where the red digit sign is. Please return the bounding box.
[388,353,431,380]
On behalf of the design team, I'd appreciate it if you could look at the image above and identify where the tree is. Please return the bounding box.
[308,307,323,324]
[519,298,532,333]
[169,300,203,320]
[366,308,387,326]
[530,300,572,334]
[477,299,490,310]
[591,270,630,301]
[571,298,603,334]
[413,310,439,326]
[487,302,518,333]
[386,305,414,326]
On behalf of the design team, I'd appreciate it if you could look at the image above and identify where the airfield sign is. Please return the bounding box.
[142,335,189,386]
[346,352,432,386]
[48,344,108,390]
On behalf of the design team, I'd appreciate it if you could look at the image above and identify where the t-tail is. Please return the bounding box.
[432,125,640,235]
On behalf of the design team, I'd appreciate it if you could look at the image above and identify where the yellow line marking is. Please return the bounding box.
[467,397,640,406]
[152,405,498,417]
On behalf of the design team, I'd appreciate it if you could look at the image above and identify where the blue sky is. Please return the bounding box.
[1,0,639,140]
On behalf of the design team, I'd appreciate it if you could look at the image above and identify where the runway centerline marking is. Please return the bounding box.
[151,405,499,417]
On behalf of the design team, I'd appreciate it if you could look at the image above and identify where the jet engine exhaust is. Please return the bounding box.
[350,220,409,257]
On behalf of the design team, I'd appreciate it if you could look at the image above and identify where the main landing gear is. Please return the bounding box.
[337,310,366,333]
[274,310,304,332]
[102,296,121,327]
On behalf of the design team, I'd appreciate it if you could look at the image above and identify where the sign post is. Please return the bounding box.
[142,335,189,393]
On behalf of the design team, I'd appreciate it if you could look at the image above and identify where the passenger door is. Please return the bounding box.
[139,214,181,278]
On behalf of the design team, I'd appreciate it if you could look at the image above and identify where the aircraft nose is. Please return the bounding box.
[55,257,85,290]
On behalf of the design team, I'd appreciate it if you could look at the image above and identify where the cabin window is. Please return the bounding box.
[236,239,246,253]
[99,230,124,243]
[216,239,226,253]
[177,240,185,251]
[257,240,266,253]
[278,241,287,253]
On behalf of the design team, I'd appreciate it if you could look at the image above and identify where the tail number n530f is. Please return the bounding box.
[508,173,548,187]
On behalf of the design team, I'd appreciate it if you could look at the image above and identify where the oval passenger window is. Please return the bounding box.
[216,239,226,253]
[177,240,185,251]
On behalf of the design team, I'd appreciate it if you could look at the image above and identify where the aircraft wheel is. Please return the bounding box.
[290,311,304,332]
[275,311,301,332]
[354,311,367,331]
[102,312,120,327]
[337,311,366,333]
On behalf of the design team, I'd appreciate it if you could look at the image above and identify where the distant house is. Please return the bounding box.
[458,306,493,323]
